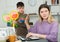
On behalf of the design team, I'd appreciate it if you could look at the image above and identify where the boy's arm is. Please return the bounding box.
[25,14,30,30]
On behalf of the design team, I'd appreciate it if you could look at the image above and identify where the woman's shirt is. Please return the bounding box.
[29,21,58,42]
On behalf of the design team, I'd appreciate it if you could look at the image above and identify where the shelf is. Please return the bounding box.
[49,4,60,6]
[29,13,38,17]
[29,13,37,15]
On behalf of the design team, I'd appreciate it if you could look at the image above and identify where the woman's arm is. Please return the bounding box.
[26,32,47,39]
[45,22,58,41]
[26,21,58,42]
[37,22,58,40]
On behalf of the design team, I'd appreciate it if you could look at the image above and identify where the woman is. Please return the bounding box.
[25,4,58,42]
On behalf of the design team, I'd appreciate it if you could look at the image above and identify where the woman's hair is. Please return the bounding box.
[38,4,54,23]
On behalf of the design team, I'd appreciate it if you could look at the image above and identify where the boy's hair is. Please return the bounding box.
[16,2,24,8]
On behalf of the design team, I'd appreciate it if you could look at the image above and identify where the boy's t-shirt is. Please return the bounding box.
[15,13,28,37]
[7,12,28,37]
[15,13,27,28]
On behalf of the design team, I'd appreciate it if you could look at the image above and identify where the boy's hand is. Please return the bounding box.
[25,15,29,24]
[13,21,17,24]
[24,15,30,29]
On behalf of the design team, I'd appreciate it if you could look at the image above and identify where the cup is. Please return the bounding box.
[8,35,16,42]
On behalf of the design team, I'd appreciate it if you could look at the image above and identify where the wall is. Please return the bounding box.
[0,0,45,27]
[0,0,21,27]
[21,0,45,14]
[21,0,45,24]
[0,0,60,26]
[0,0,7,27]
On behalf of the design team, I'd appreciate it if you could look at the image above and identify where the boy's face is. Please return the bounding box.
[17,6,24,14]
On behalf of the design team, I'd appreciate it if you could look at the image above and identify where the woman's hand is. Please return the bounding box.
[26,32,35,38]
[26,32,40,38]
[26,32,47,39]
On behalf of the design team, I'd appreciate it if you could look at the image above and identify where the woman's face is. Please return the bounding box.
[40,8,50,20]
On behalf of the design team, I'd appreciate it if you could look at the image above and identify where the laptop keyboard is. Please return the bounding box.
[17,36,31,41]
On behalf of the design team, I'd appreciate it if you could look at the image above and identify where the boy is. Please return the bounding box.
[7,2,29,37]
[15,2,29,37]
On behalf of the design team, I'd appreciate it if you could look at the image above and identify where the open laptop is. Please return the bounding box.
[15,28,39,41]
[16,36,40,41]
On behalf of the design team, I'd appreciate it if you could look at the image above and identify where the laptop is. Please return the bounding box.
[17,36,40,41]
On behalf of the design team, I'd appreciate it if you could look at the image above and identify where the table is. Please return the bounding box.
[15,39,48,42]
